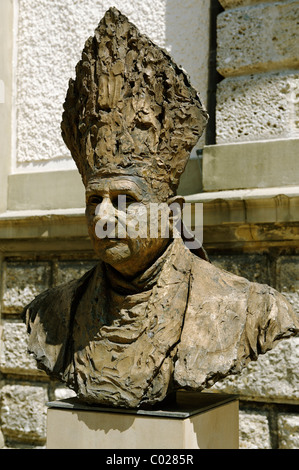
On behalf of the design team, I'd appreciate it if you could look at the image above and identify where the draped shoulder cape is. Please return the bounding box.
[23,238,299,408]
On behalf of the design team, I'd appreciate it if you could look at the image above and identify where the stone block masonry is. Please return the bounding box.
[0,384,48,446]
[217,1,299,77]
[0,321,41,376]
[216,71,299,143]
[0,257,97,448]
[2,261,52,314]
[278,413,299,448]
[238,404,299,449]
[277,255,299,315]
[216,0,299,144]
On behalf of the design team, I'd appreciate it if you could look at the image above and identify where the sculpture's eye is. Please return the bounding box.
[125,195,137,206]
[110,194,138,209]
[88,195,103,205]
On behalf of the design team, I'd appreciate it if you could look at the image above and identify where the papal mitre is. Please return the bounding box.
[61,7,208,199]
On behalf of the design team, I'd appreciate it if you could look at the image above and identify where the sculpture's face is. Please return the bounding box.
[85,175,176,277]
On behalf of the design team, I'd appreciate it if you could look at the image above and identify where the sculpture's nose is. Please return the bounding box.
[95,197,116,222]
[94,197,117,238]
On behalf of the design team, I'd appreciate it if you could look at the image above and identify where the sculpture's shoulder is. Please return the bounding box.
[22,265,97,377]
[189,255,298,329]
[174,255,299,390]
[190,255,251,296]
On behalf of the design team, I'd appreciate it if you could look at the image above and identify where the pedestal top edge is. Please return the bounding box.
[46,392,239,419]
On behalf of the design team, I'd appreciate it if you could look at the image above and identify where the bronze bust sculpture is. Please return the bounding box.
[23,8,299,409]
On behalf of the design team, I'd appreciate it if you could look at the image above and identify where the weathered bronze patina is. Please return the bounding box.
[23,8,299,409]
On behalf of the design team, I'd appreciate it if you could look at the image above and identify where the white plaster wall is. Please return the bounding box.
[0,0,14,212]
[14,0,210,172]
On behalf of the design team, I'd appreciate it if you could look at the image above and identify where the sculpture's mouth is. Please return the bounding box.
[98,237,129,244]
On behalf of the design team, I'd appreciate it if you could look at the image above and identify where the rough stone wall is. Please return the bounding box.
[0,250,298,448]
[216,0,299,143]
[0,255,97,448]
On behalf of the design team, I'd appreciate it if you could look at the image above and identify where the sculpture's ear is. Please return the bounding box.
[167,195,185,233]
[167,195,185,209]
[167,195,210,262]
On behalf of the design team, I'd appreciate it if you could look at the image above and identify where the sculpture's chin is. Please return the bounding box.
[93,238,132,265]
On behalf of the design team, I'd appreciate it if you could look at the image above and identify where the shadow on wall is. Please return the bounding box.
[166,0,224,147]
[165,0,213,193]
[165,0,210,104]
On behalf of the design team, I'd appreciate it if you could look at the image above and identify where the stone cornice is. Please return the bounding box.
[0,186,298,252]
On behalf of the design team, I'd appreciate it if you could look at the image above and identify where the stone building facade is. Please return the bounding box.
[0,0,298,448]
